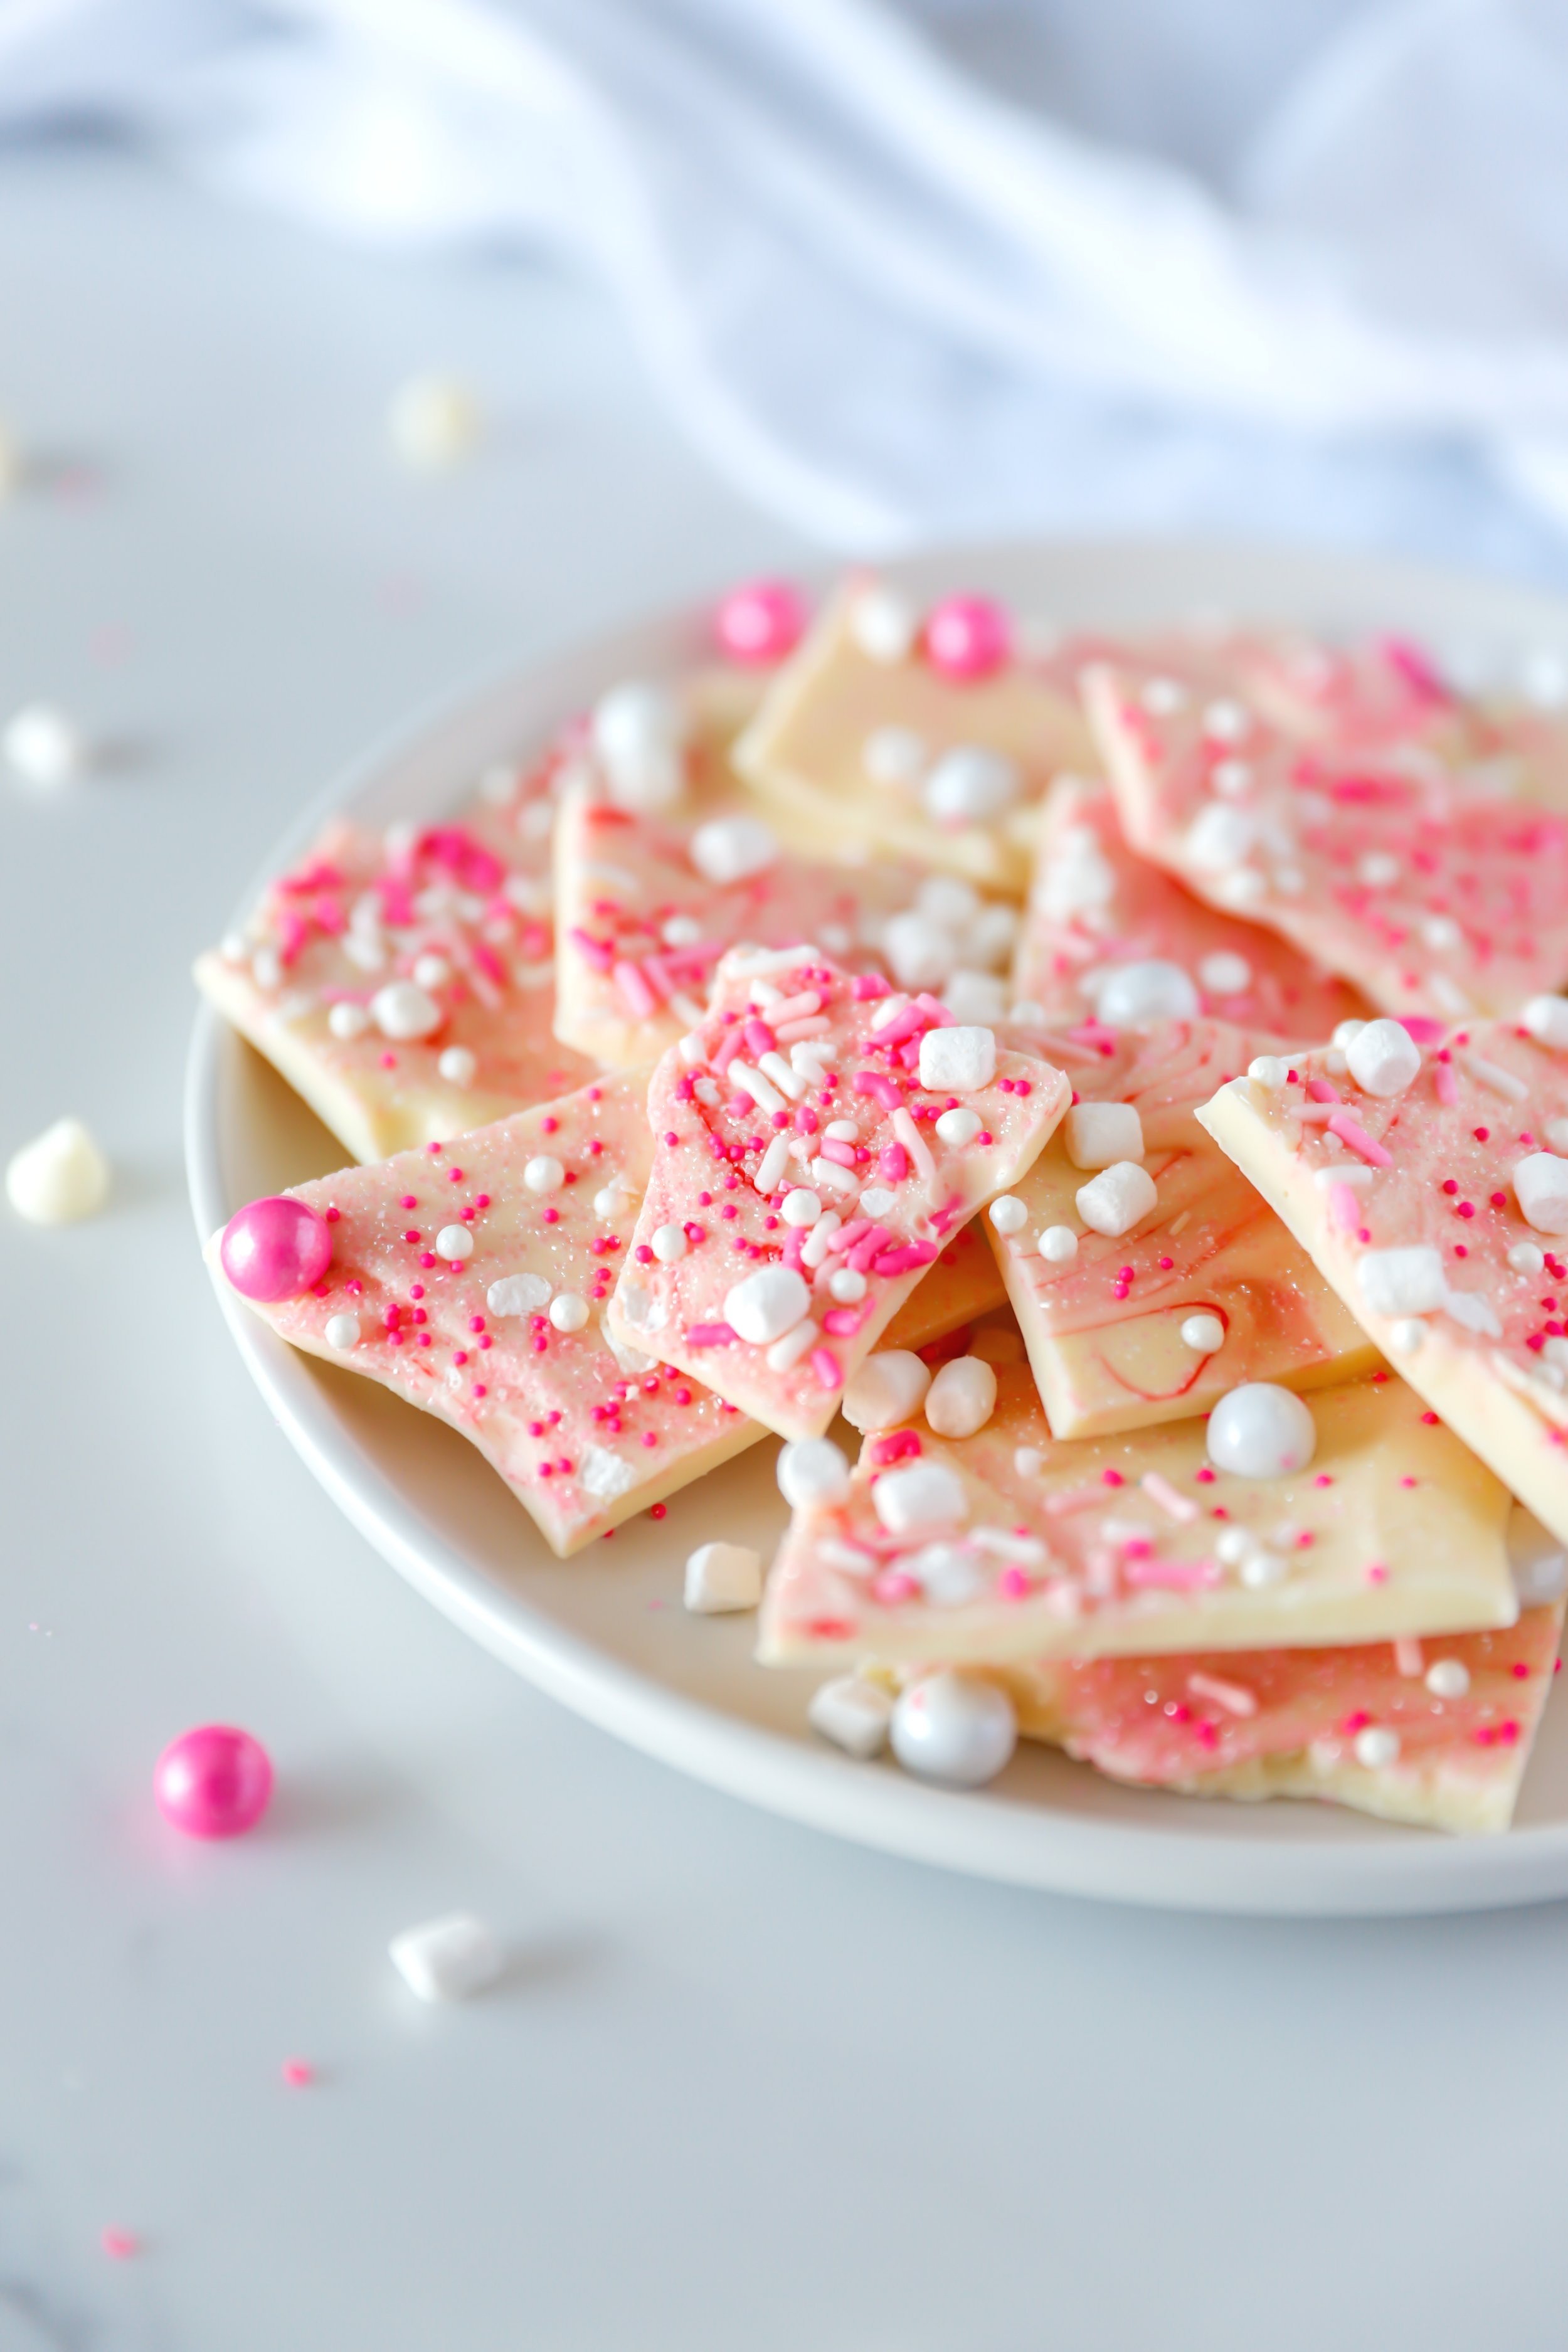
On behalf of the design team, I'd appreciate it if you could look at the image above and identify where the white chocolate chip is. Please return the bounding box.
[1064,1101,1144,1170]
[842,1350,931,1432]
[684,1540,763,1614]
[6,1116,111,1224]
[1074,1162,1157,1239]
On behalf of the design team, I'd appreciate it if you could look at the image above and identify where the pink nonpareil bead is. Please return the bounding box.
[923,594,1010,681]
[714,579,807,665]
[154,1725,273,1839]
[219,1195,332,1301]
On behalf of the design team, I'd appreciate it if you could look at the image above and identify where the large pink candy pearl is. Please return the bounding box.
[220,1194,332,1300]
[154,1725,273,1839]
[923,594,1010,681]
[713,579,806,666]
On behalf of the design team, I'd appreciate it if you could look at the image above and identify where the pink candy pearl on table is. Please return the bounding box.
[219,1194,332,1300]
[923,594,1010,680]
[712,578,806,665]
[154,1725,273,1838]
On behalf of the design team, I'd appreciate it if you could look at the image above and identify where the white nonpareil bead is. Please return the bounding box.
[808,1676,894,1759]
[1356,1245,1449,1318]
[412,952,452,990]
[724,1264,810,1345]
[842,1350,931,1432]
[923,1355,998,1439]
[1206,1384,1317,1479]
[1064,1100,1144,1170]
[1197,952,1251,996]
[388,1912,502,2004]
[776,1438,853,1510]
[988,1194,1027,1235]
[1345,1018,1421,1097]
[1074,1161,1157,1239]
[4,702,85,785]
[1185,803,1256,874]
[1522,995,1568,1050]
[872,1461,968,1537]
[1093,959,1199,1027]
[435,1224,474,1261]
[438,1046,477,1086]
[684,1541,763,1614]
[862,724,926,788]
[935,1106,982,1147]
[942,971,1007,1025]
[1424,1658,1470,1700]
[651,1224,687,1264]
[1248,1056,1288,1088]
[387,376,482,469]
[780,1188,822,1227]
[549,1291,589,1332]
[5,1117,111,1224]
[523,1155,565,1194]
[689,814,778,886]
[1180,1313,1224,1354]
[1352,1726,1401,1770]
[1388,1318,1426,1354]
[591,680,686,813]
[827,1267,866,1303]
[327,1001,371,1041]
[922,746,1020,825]
[918,1025,996,1093]
[891,1673,1017,1788]
[324,1313,361,1350]
[487,1271,551,1317]
[593,1182,640,1220]
[370,980,443,1041]
[882,911,955,992]
[1509,1241,1548,1276]
[850,586,917,664]
[1514,1152,1568,1235]
[1202,697,1250,742]
[1038,1224,1079,1262]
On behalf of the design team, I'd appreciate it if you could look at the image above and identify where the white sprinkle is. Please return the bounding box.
[808,1677,893,1759]
[778,1438,853,1509]
[1187,1669,1256,1717]
[593,1181,640,1220]
[780,1188,822,1228]
[651,1223,687,1264]
[1313,1163,1374,1190]
[412,951,451,990]
[800,1212,842,1268]
[1198,951,1252,996]
[437,1044,477,1086]
[1425,1658,1470,1700]
[872,1461,968,1537]
[753,1133,791,1195]
[810,1155,860,1198]
[1140,1470,1199,1523]
[757,1051,803,1101]
[862,725,926,788]
[1038,1225,1079,1263]
[827,1268,867,1303]
[599,1318,654,1375]
[923,1356,998,1439]
[842,1350,931,1433]
[1248,1055,1288,1089]
[728,1061,784,1116]
[389,1912,501,2003]
[523,1155,564,1195]
[1522,995,1568,1051]
[1064,1100,1144,1171]
[1422,914,1462,952]
[370,981,443,1041]
[1458,1048,1528,1101]
[487,1272,551,1317]
[580,1443,637,1500]
[989,1194,1027,1235]
[690,814,778,886]
[1353,1726,1401,1770]
[882,911,957,992]
[1239,1547,1289,1589]
[1206,1382,1316,1479]
[1508,1241,1547,1276]
[1202,697,1249,743]
[850,587,917,664]
[1014,1446,1043,1478]
[4,702,85,785]
[328,1001,371,1041]
[6,1117,112,1224]
[1185,803,1256,874]
[1443,1288,1502,1338]
[766,1318,820,1372]
[549,1291,590,1333]
[388,376,482,469]
[251,946,282,992]
[935,1106,982,1147]
[1074,1162,1157,1239]
[891,1108,935,1184]
[324,1313,361,1350]
[684,1540,763,1614]
[1514,1152,1568,1236]
[1180,1313,1224,1354]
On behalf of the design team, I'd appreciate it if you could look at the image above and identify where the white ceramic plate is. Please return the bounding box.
[188,537,1568,1916]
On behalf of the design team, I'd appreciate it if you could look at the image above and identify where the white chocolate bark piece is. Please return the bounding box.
[988,1017,1374,1437]
[734,581,1096,894]
[553,667,928,1067]
[1014,773,1367,1040]
[196,775,595,1161]
[1197,1016,1568,1547]
[757,1364,1516,1666]
[993,1597,1563,1836]
[608,951,1069,1442]
[1085,650,1568,1022]
[211,1073,760,1557]
[879,1216,1007,1352]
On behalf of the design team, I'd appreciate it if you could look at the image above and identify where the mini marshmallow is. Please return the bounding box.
[942,971,1008,1024]
[1074,1162,1157,1239]
[523,1155,565,1194]
[1039,1225,1079,1262]
[1523,996,1568,1050]
[1514,1152,1568,1235]
[808,1675,894,1758]
[1345,1018,1421,1097]
[1198,951,1251,995]
[882,911,956,991]
[916,875,981,930]
[935,1106,983,1147]
[592,680,686,813]
[549,1291,589,1332]
[842,1350,932,1432]
[724,1264,810,1345]
[5,1116,111,1224]
[918,1025,995,1093]
[1180,1313,1224,1353]
[850,587,917,663]
[777,1438,853,1510]
[923,1356,998,1439]
[690,814,778,886]
[862,724,926,787]
[1248,1056,1288,1088]
[988,1194,1027,1235]
[1093,960,1199,1027]
[437,1045,477,1086]
[1355,1245,1449,1318]
[389,1912,502,2004]
[487,1271,551,1317]
[329,1002,371,1041]
[872,1460,968,1537]
[1064,1100,1144,1171]
[922,746,1020,825]
[684,1540,763,1614]
[435,1225,474,1261]
[370,981,442,1040]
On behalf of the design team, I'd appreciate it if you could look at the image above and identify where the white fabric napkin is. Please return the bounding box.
[6,0,1568,560]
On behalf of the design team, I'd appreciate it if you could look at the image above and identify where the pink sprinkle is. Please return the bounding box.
[1327,1110,1392,1166]
[687,1322,737,1345]
[810,1347,842,1390]
[923,593,1010,680]
[1327,1180,1362,1234]
[282,2058,315,2087]
[879,1142,909,1182]
[852,973,890,1001]
[997,1565,1033,1599]
[1365,1563,1389,1584]
[101,2230,138,2261]
[1101,1468,1124,1487]
[1435,1064,1459,1104]
[871,1569,920,1604]
[869,1430,923,1466]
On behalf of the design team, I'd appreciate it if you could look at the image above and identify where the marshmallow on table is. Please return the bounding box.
[684,1541,763,1613]
[1198,1015,1568,1550]
[758,1362,1515,1671]
[734,579,1096,894]
[389,1912,502,2002]
[983,1016,1370,1439]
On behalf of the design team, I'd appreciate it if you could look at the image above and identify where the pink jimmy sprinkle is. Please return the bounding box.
[1123,1558,1222,1592]
[869,1429,923,1466]
[1187,1670,1258,1718]
[872,1568,921,1604]
[879,1142,909,1182]
[872,1241,940,1277]
[569,926,615,973]
[997,1565,1033,1600]
[853,973,890,1001]
[687,1322,737,1345]
[613,960,659,1019]
[1327,1181,1362,1235]
[854,1068,903,1111]
[1434,1064,1460,1104]
[1306,1076,1341,1104]
[810,1347,843,1390]
[1327,1110,1392,1167]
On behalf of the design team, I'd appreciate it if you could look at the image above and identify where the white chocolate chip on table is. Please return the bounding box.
[605,950,1069,1443]
[1197,1013,1568,1549]
[757,1363,1516,1669]
[983,1017,1373,1439]
[6,1116,112,1224]
[733,580,1099,894]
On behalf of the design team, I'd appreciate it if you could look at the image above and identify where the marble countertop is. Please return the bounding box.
[4,147,1567,2352]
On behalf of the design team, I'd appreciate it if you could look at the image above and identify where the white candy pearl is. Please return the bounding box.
[891,1673,1017,1789]
[777,1438,853,1510]
[324,1313,361,1350]
[1514,1152,1568,1235]
[1094,959,1200,1027]
[524,1155,565,1195]
[438,1045,477,1086]
[1248,1056,1288,1088]
[935,1106,982,1147]
[1039,1225,1079,1263]
[923,747,1020,825]
[412,952,452,990]
[780,1188,822,1227]
[1353,1726,1401,1769]
[652,1223,687,1264]
[328,1002,371,1041]
[549,1291,589,1332]
[370,980,443,1041]
[435,1224,474,1261]
[1180,1313,1224,1353]
[827,1268,866,1303]
[989,1194,1027,1235]
[850,588,917,664]
[1206,1384,1316,1480]
[4,702,85,786]
[690,814,778,886]
[1425,1658,1470,1700]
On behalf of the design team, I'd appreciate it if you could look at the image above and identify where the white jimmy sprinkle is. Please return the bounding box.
[1458,1048,1527,1102]
[753,1133,791,1195]
[890,1108,935,1184]
[810,1155,860,1197]
[766,1319,820,1373]
[728,1061,784,1117]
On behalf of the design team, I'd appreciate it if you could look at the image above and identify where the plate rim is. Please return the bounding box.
[186,532,1568,1917]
